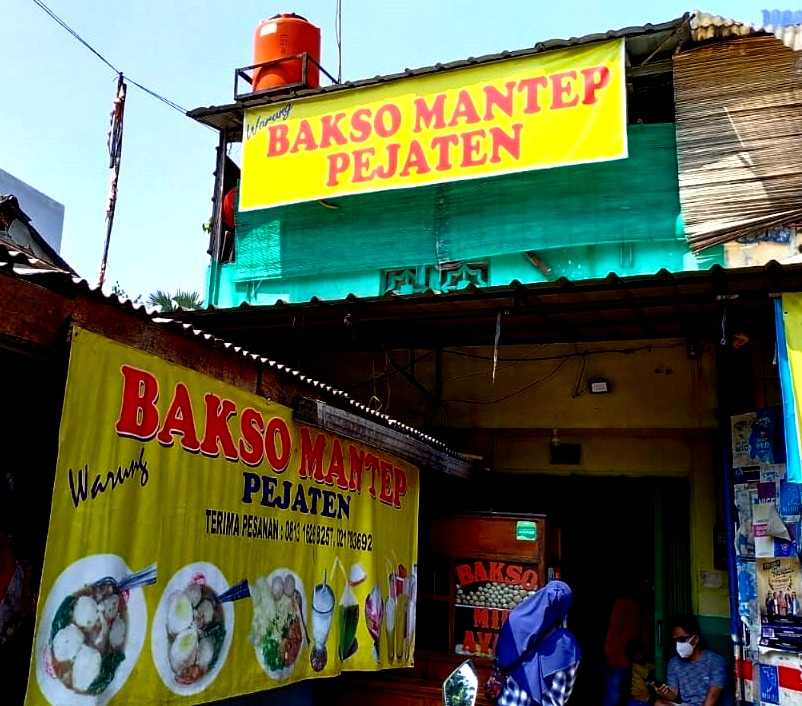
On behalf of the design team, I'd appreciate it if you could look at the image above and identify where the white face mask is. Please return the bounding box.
[676,640,695,659]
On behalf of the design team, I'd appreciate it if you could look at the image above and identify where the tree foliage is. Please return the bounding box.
[147,289,203,313]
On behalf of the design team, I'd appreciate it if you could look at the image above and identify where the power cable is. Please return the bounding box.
[335,0,343,83]
[31,0,119,74]
[30,0,188,115]
[126,77,187,114]
[442,342,682,363]
[443,356,573,405]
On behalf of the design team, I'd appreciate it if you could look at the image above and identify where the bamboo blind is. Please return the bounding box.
[673,35,802,251]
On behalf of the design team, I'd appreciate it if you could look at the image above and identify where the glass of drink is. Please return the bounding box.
[404,565,417,662]
[338,582,359,661]
[395,576,408,662]
[310,575,334,672]
[385,571,396,662]
[365,585,384,662]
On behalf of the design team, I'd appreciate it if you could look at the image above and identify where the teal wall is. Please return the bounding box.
[207,123,726,306]
[211,240,724,307]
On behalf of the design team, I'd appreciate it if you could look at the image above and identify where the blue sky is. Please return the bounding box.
[0,0,767,299]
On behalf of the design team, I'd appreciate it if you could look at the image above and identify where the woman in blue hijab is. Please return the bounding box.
[494,581,581,706]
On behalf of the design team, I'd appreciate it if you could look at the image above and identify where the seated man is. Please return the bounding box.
[656,615,726,706]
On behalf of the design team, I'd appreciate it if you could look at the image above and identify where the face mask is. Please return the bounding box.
[676,640,694,659]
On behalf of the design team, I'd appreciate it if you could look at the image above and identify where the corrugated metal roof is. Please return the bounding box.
[174,262,802,352]
[0,241,462,459]
[0,194,75,274]
[189,15,689,135]
[691,9,802,51]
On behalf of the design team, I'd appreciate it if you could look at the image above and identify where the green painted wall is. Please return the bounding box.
[207,122,726,306]
[210,240,724,307]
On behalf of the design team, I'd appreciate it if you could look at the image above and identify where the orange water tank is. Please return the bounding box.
[252,13,321,92]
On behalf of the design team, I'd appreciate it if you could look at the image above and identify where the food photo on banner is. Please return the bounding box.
[24,328,420,705]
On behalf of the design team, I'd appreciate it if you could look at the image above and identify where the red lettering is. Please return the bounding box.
[474,561,489,582]
[238,408,265,466]
[326,152,350,186]
[489,124,523,163]
[379,461,394,505]
[156,383,200,450]
[456,564,474,587]
[460,130,487,168]
[518,76,549,113]
[350,108,373,142]
[199,393,238,460]
[399,140,431,177]
[392,466,407,508]
[483,82,516,120]
[348,445,365,492]
[478,631,495,654]
[550,70,579,109]
[374,104,402,138]
[291,119,319,152]
[320,112,348,148]
[298,427,326,480]
[430,134,459,170]
[414,94,446,131]
[506,565,523,583]
[115,365,159,440]
[365,453,380,498]
[520,569,539,591]
[373,143,400,179]
[267,124,289,156]
[327,439,350,490]
[581,65,611,104]
[352,147,375,183]
[474,608,489,628]
[462,630,477,653]
[488,562,504,582]
[265,417,291,472]
[448,89,481,126]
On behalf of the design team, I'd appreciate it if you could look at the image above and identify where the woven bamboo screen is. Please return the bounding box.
[673,35,802,251]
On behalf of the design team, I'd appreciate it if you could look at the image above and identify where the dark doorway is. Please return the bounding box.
[436,472,692,704]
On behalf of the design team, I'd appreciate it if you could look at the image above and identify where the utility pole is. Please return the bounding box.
[98,73,127,288]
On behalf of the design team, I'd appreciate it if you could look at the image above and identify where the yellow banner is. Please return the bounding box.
[240,39,626,210]
[26,329,419,705]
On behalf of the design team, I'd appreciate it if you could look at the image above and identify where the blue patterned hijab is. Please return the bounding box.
[496,581,581,703]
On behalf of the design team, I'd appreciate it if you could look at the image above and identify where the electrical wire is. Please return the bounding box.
[442,342,682,364]
[571,352,587,398]
[443,356,573,405]
[335,0,343,83]
[126,76,187,114]
[30,0,188,115]
[31,0,119,73]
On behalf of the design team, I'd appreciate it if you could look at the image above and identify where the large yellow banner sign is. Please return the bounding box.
[240,39,626,210]
[26,329,419,705]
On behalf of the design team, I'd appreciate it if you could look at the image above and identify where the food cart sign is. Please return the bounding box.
[25,328,420,706]
[453,559,540,658]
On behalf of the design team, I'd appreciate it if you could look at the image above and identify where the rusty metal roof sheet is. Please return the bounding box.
[0,194,75,274]
[0,240,463,460]
[189,10,802,136]
[189,15,689,136]
[691,9,802,51]
[173,263,802,353]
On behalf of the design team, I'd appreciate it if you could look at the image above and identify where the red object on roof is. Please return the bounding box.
[222,187,238,231]
[252,13,321,92]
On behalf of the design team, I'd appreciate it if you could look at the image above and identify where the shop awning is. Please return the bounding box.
[173,262,802,353]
